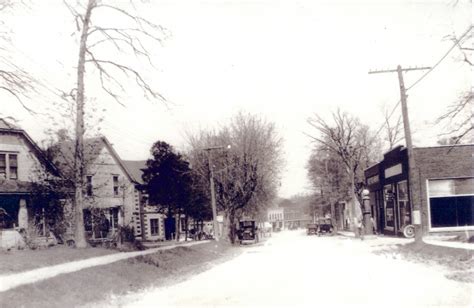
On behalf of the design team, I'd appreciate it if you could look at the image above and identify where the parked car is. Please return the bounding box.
[238,220,258,244]
[306,223,318,235]
[316,218,334,235]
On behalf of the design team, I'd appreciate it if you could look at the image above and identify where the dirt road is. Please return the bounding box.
[96,230,473,307]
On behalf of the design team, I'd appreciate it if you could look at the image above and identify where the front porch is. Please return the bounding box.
[0,193,58,250]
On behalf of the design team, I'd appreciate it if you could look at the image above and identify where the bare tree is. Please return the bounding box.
[307,144,351,229]
[380,105,404,150]
[63,0,167,247]
[436,25,473,144]
[306,109,381,230]
[187,112,283,243]
[0,1,37,115]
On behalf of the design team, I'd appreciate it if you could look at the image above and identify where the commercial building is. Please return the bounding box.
[365,144,473,236]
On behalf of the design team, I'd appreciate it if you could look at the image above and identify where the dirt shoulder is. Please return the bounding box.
[0,245,116,275]
[0,241,242,308]
[374,241,474,283]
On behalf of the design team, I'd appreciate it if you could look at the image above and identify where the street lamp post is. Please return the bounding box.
[203,145,230,242]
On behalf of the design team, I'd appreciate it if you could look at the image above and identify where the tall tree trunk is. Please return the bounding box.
[184,212,188,242]
[347,165,357,232]
[228,209,237,244]
[73,0,95,249]
[330,198,337,231]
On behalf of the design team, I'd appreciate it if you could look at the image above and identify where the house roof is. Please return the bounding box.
[0,118,61,177]
[50,136,135,183]
[51,137,105,169]
[122,160,147,184]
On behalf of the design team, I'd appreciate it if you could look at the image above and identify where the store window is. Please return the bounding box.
[397,181,411,229]
[428,178,474,229]
[150,218,159,235]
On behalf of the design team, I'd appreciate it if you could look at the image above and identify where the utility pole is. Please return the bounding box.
[369,65,431,242]
[203,145,231,242]
[205,149,219,242]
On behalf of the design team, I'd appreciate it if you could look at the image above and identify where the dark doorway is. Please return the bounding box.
[164,216,176,240]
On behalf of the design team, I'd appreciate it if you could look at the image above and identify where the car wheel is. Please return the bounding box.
[403,225,415,238]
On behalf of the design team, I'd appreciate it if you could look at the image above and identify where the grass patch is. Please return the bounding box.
[374,241,473,283]
[0,245,115,275]
[0,241,241,308]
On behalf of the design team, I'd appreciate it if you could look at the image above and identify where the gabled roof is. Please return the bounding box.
[50,136,135,183]
[0,118,60,177]
[50,137,105,170]
[122,160,147,184]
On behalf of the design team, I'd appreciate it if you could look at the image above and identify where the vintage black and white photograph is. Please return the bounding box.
[0,0,472,307]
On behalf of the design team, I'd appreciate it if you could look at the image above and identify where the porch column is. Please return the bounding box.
[18,198,27,230]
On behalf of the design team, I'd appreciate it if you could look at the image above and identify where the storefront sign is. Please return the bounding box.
[412,210,420,225]
[367,175,379,185]
[384,164,402,179]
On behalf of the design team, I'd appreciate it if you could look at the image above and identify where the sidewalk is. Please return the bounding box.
[0,240,209,293]
[337,230,474,250]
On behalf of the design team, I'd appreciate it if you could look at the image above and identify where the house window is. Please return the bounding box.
[150,218,159,235]
[113,175,119,196]
[86,176,93,197]
[83,209,92,231]
[0,154,6,179]
[109,208,119,231]
[0,153,19,180]
[9,154,18,180]
[428,178,474,229]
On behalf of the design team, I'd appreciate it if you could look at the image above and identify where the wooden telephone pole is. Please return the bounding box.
[369,65,431,241]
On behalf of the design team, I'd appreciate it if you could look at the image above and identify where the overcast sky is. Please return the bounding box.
[1,0,471,198]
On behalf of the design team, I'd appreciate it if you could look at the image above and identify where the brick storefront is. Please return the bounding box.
[365,144,473,236]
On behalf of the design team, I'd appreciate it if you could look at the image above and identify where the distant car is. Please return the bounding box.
[238,220,258,244]
[316,218,334,235]
[306,223,318,235]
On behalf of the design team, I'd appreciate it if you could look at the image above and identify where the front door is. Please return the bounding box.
[384,184,396,232]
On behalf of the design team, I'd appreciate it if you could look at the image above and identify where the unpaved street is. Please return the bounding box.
[97,231,473,307]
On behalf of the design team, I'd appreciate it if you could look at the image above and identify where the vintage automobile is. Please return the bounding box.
[238,220,258,244]
[316,218,334,235]
[306,223,318,235]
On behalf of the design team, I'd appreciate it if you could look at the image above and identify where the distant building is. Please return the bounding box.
[267,207,284,231]
[365,144,474,236]
[283,208,312,229]
[267,206,312,230]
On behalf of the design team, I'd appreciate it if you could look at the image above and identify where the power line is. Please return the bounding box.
[368,25,473,142]
[371,100,401,142]
[406,25,473,91]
